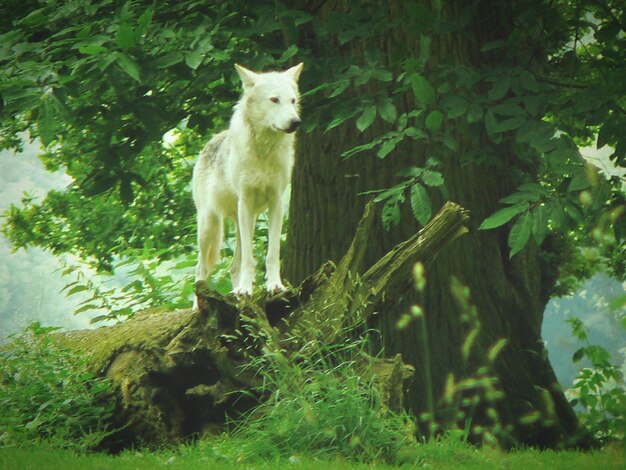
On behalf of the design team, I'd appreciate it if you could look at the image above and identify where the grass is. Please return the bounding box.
[0,438,623,470]
[2,315,624,469]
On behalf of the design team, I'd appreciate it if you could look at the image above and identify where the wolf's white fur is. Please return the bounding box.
[192,63,303,308]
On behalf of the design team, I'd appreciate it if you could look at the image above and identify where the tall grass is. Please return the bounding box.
[226,336,416,463]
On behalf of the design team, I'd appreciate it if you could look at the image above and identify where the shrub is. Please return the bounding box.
[0,323,114,451]
[566,317,626,443]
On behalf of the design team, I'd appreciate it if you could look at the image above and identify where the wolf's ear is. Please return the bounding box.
[235,64,257,89]
[285,62,304,82]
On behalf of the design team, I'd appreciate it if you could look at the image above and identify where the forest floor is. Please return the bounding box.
[0,439,623,470]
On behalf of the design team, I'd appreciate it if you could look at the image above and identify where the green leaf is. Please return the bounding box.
[495,115,526,133]
[355,70,372,86]
[329,80,350,98]
[116,23,135,50]
[137,7,154,29]
[563,200,584,223]
[397,166,423,178]
[66,285,89,296]
[373,183,406,203]
[508,211,532,258]
[155,52,184,69]
[326,108,359,132]
[410,183,432,225]
[404,126,427,140]
[466,103,483,123]
[377,99,396,123]
[342,139,380,158]
[79,44,108,55]
[90,315,112,324]
[425,110,443,132]
[481,40,506,52]
[585,345,611,366]
[549,200,568,229]
[479,203,529,230]
[372,68,392,82]
[279,44,298,62]
[439,135,457,152]
[410,74,435,106]
[356,105,377,132]
[492,102,525,116]
[489,79,510,101]
[567,317,588,340]
[184,50,203,70]
[484,110,499,142]
[500,191,541,204]
[74,304,100,315]
[81,175,117,197]
[487,338,508,362]
[597,122,611,149]
[422,170,444,187]
[174,259,197,269]
[572,347,585,363]
[377,138,398,158]
[568,170,591,192]
[38,96,57,146]
[444,95,468,119]
[531,204,548,246]
[116,53,141,82]
[519,72,540,93]
[518,182,546,194]
[382,195,403,230]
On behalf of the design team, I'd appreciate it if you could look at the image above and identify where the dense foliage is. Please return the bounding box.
[0,0,623,284]
[566,317,626,442]
[0,323,114,450]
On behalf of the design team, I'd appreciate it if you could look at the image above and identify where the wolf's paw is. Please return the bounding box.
[266,281,286,295]
[232,285,253,298]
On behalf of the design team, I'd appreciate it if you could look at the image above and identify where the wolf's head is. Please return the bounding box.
[235,63,303,134]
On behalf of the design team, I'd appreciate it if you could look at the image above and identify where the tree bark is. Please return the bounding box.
[60,202,466,450]
[284,0,584,448]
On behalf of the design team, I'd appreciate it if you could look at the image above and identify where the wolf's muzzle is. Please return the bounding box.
[285,118,301,133]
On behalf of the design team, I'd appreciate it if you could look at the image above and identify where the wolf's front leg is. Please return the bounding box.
[265,195,286,294]
[232,199,256,297]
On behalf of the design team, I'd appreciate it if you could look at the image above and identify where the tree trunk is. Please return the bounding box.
[285,0,584,448]
[60,202,466,450]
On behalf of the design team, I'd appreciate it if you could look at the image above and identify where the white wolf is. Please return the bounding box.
[192,62,304,308]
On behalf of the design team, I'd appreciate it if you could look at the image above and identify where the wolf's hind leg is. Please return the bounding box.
[193,214,223,310]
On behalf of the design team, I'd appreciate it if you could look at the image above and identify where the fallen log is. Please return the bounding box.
[61,201,469,449]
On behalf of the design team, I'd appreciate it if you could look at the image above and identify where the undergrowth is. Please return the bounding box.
[226,337,416,463]
[566,317,626,443]
[2,256,623,459]
[0,323,115,451]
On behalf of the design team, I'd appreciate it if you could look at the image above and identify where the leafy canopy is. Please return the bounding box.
[0,0,624,285]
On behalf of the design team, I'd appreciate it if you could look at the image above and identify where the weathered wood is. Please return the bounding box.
[285,201,469,347]
[59,201,469,449]
[61,295,262,447]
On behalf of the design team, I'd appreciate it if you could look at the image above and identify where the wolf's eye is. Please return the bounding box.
[270,97,279,104]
